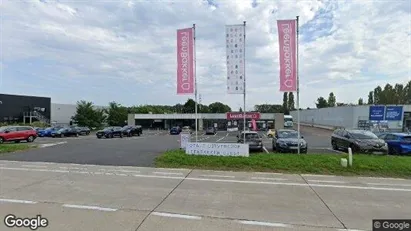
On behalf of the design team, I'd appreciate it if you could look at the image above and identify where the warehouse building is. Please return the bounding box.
[0,94,51,124]
[290,104,411,132]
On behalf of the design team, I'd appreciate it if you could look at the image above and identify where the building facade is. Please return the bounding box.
[51,103,107,125]
[290,104,411,132]
[0,94,51,124]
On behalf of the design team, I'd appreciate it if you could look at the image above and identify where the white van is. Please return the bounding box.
[284,115,294,128]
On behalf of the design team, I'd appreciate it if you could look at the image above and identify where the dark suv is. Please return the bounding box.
[121,125,142,137]
[331,129,387,154]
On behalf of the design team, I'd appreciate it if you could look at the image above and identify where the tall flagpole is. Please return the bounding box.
[193,24,198,142]
[296,16,301,154]
[243,21,247,142]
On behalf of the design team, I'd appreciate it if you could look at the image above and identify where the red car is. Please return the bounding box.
[0,126,37,144]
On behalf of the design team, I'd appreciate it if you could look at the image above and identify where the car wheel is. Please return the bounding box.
[0,137,4,144]
[388,146,400,155]
[137,133,141,136]
[97,136,102,139]
[26,136,35,143]
[75,133,79,137]
[331,141,338,150]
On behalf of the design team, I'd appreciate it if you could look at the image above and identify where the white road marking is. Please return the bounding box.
[151,212,202,220]
[39,141,67,148]
[254,172,283,175]
[199,174,235,178]
[263,147,269,153]
[216,133,229,142]
[116,170,141,173]
[0,199,37,204]
[21,165,48,168]
[251,177,288,181]
[115,173,127,176]
[62,204,117,212]
[308,180,346,184]
[366,183,411,187]
[153,171,184,175]
[359,177,406,181]
[301,174,337,177]
[238,220,292,228]
[2,167,411,192]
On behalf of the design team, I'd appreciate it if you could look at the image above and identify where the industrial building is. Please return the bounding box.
[0,94,51,124]
[290,104,411,132]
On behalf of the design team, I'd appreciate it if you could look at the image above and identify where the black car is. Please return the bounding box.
[237,131,264,152]
[96,127,124,139]
[51,127,79,138]
[170,127,180,135]
[74,126,91,135]
[331,129,387,154]
[205,127,216,135]
[272,129,307,153]
[122,125,142,137]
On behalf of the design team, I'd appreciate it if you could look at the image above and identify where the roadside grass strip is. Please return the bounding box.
[155,149,411,178]
[0,144,33,154]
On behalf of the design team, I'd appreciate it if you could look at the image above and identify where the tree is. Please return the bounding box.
[374,86,382,104]
[208,102,231,113]
[254,104,283,113]
[327,92,336,107]
[182,99,196,113]
[405,80,411,104]
[367,91,374,104]
[72,101,106,128]
[282,92,288,114]
[315,97,328,108]
[106,101,128,126]
[358,98,364,105]
[239,107,243,112]
[288,92,295,111]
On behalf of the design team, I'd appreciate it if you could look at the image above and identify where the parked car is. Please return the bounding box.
[96,127,123,139]
[38,127,59,137]
[121,125,141,137]
[331,129,387,154]
[266,129,275,138]
[0,126,37,144]
[181,126,193,134]
[205,127,216,135]
[75,127,91,135]
[377,132,411,155]
[237,131,264,152]
[51,127,79,138]
[272,129,307,153]
[169,127,180,135]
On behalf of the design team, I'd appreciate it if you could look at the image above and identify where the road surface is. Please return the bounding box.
[1,160,410,231]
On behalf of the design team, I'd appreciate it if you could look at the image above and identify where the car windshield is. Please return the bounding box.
[350,131,378,139]
[243,133,260,139]
[278,131,298,138]
[0,127,8,132]
[103,127,113,131]
[58,128,66,132]
[284,118,293,122]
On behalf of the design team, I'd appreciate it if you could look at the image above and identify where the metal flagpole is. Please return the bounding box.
[296,16,300,154]
[243,21,246,142]
[193,23,198,142]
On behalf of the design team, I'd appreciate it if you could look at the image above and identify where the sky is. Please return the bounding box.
[1,0,410,110]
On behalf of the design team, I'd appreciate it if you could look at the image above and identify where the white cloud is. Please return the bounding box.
[1,0,410,110]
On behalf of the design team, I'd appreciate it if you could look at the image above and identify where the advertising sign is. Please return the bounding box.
[369,106,385,121]
[180,133,191,149]
[226,24,246,94]
[186,142,249,157]
[226,112,261,120]
[385,106,403,121]
[277,19,297,92]
[176,28,194,95]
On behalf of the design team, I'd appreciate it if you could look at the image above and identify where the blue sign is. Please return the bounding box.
[385,106,403,121]
[369,106,385,121]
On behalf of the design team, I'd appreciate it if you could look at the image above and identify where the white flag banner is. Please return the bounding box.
[226,24,245,94]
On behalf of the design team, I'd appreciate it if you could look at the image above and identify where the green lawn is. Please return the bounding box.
[0,144,33,154]
[155,149,411,178]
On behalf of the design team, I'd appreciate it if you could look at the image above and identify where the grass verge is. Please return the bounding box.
[155,149,411,178]
[0,144,33,154]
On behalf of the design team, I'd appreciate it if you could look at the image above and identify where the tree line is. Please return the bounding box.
[315,80,411,109]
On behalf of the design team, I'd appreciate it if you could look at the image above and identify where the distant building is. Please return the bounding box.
[0,94,51,124]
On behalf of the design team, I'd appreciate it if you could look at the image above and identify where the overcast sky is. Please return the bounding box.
[1,0,410,110]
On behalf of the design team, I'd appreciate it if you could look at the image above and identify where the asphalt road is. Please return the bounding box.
[0,126,336,167]
[1,160,410,231]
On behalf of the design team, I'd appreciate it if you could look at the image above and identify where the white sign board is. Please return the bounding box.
[180,133,191,149]
[214,123,218,128]
[186,142,249,157]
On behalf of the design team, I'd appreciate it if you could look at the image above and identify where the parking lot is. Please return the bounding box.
[0,126,339,167]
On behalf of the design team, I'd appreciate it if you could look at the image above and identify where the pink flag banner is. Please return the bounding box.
[177,28,194,94]
[277,20,297,92]
[251,119,257,131]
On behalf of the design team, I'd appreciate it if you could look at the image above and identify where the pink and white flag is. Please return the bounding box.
[277,20,297,92]
[177,28,194,94]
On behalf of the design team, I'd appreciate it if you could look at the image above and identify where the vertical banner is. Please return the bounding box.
[177,28,194,94]
[226,24,245,94]
[251,119,257,131]
[277,20,297,92]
